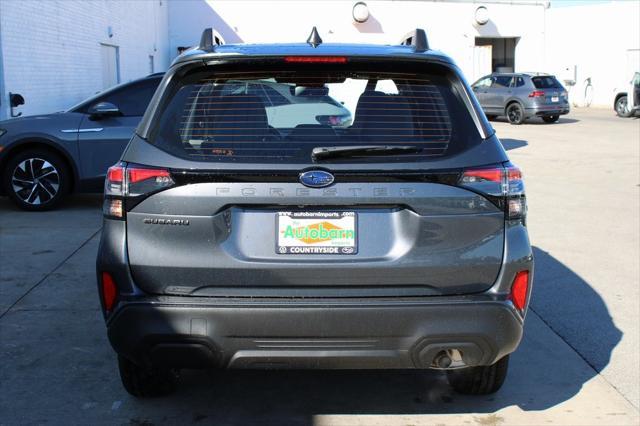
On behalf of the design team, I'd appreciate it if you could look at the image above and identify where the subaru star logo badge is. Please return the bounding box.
[299,170,335,188]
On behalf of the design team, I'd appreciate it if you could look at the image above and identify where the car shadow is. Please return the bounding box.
[122,247,621,424]
[500,138,528,150]
[529,247,622,373]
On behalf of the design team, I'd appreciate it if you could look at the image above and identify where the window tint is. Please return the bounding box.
[99,78,160,116]
[514,77,525,87]
[150,66,481,163]
[492,76,513,88]
[532,76,562,89]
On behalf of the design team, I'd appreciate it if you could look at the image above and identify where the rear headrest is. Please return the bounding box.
[352,91,415,141]
[352,91,387,127]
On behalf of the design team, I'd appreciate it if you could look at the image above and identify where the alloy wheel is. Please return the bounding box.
[616,97,629,115]
[11,158,60,205]
[507,104,522,124]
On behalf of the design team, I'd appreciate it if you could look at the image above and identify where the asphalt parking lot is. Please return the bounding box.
[0,108,638,425]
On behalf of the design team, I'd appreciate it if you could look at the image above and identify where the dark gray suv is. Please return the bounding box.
[472,72,570,124]
[96,29,533,397]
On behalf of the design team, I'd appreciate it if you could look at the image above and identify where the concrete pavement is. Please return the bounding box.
[0,108,638,425]
[497,109,640,409]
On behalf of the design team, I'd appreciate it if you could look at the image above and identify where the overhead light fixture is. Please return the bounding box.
[474,6,490,26]
[352,2,369,23]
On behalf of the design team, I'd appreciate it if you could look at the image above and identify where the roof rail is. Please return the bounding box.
[399,28,429,52]
[199,28,225,51]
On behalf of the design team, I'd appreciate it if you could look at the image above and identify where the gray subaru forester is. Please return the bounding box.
[96,28,533,397]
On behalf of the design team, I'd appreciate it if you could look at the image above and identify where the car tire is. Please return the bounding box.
[446,355,509,395]
[506,103,525,125]
[117,355,178,398]
[2,149,70,211]
[615,95,632,118]
[542,115,559,123]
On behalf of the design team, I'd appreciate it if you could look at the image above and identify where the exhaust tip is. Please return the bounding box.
[434,351,452,368]
[430,349,466,369]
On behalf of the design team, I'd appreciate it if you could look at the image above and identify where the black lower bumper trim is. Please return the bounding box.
[107,299,523,370]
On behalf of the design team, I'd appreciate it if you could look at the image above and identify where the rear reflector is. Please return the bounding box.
[509,271,529,311]
[101,272,118,311]
[284,56,347,63]
[529,90,545,98]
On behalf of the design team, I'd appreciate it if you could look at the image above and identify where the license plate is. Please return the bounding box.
[551,96,559,102]
[277,211,357,255]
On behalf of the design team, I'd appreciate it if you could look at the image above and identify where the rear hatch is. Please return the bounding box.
[531,75,567,105]
[119,57,510,298]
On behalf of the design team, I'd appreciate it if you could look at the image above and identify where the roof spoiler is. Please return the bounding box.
[399,28,429,52]
[199,28,225,51]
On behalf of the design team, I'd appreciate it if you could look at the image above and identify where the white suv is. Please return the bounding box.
[614,72,640,117]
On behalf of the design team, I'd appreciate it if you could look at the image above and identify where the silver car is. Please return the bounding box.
[472,73,570,124]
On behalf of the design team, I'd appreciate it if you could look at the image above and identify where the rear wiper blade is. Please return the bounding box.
[311,145,422,161]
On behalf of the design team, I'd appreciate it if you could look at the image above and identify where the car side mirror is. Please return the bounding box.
[88,102,121,119]
[10,93,25,107]
[472,86,479,91]
[9,92,25,118]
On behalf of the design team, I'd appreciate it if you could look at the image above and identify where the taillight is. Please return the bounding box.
[529,90,545,98]
[106,164,125,196]
[505,165,526,220]
[459,168,502,184]
[101,272,118,312]
[460,164,526,222]
[127,166,173,197]
[103,163,174,219]
[104,164,125,218]
[509,270,530,312]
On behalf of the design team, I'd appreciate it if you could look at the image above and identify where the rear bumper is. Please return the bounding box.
[526,104,570,117]
[98,217,533,371]
[107,297,524,370]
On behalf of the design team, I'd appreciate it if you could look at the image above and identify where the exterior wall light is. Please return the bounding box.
[353,2,370,23]
[474,6,490,26]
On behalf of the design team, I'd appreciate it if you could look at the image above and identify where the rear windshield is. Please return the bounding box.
[149,62,482,163]
[532,76,563,89]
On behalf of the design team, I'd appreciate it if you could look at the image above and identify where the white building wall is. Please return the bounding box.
[168,0,548,83]
[546,1,640,108]
[168,0,639,109]
[0,0,170,120]
[1,0,635,120]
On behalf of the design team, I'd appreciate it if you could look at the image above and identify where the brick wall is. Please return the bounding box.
[0,0,169,119]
